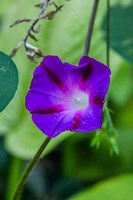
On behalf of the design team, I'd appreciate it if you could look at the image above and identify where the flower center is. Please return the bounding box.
[71,91,88,110]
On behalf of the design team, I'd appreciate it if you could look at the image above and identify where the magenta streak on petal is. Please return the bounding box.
[32,105,67,114]
[50,113,70,137]
[72,111,83,130]
[89,76,110,91]
[45,66,64,91]
[90,96,104,105]
[29,89,67,102]
[81,60,91,83]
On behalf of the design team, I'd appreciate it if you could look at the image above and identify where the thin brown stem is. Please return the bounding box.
[23,0,49,50]
[9,0,63,61]
[84,0,100,55]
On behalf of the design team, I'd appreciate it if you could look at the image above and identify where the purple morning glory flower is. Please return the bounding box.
[26,55,111,138]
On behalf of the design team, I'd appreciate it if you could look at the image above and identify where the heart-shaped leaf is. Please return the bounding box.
[0,51,18,112]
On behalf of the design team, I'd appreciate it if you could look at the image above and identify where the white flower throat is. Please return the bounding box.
[71,91,88,110]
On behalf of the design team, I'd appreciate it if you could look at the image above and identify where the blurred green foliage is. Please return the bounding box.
[69,174,133,200]
[0,0,133,199]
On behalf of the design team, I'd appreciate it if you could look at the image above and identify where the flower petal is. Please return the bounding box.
[78,55,91,65]
[32,103,103,137]
[89,76,110,105]
[41,55,72,92]
[30,65,63,98]
[32,111,74,138]
[65,56,111,92]
[80,56,111,89]
[26,55,111,137]
[70,105,102,133]
[64,61,88,86]
[30,55,72,97]
[26,90,68,114]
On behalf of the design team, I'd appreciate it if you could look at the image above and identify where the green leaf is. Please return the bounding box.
[0,51,18,112]
[69,174,133,200]
[101,3,133,63]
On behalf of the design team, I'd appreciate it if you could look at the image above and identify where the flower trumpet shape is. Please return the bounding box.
[26,56,111,138]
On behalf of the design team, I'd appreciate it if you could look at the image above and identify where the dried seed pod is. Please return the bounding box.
[10,18,34,28]
[10,41,24,57]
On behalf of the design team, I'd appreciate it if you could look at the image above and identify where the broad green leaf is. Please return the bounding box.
[0,51,18,112]
[0,17,2,30]
[109,61,133,106]
[69,174,133,200]
[101,3,133,63]
[4,117,72,159]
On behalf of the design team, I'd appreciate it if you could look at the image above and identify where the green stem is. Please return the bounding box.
[106,0,110,66]
[105,0,113,131]
[104,106,113,131]
[11,137,51,200]
[6,156,23,200]
[104,106,119,154]
[84,0,100,55]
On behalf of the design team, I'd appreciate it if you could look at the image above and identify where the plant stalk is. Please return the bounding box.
[12,137,51,200]
[84,0,100,55]
[106,0,110,66]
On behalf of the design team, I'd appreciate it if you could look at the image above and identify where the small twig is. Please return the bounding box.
[39,5,64,20]
[10,41,24,57]
[10,0,63,62]
[23,0,49,53]
[84,0,99,55]
[10,18,34,28]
